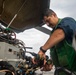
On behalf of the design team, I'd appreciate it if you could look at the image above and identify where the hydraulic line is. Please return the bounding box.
[0,69,15,75]
[54,67,76,75]
[0,28,16,43]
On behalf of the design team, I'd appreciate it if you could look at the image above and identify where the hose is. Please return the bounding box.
[0,69,15,75]
[54,67,76,75]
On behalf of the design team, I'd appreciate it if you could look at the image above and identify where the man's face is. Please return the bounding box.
[43,15,56,28]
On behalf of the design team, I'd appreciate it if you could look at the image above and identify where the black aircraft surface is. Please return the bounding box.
[0,0,51,34]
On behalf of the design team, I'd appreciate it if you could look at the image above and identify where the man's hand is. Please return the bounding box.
[32,50,46,66]
[41,62,53,71]
[32,46,48,67]
[38,50,47,65]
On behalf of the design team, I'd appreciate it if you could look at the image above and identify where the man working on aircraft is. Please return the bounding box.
[34,9,76,75]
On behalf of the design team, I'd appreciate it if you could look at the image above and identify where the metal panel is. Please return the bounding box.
[0,0,50,32]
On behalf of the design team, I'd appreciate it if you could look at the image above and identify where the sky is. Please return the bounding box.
[16,0,76,57]
[50,0,76,19]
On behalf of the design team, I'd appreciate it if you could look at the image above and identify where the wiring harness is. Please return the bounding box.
[0,26,52,75]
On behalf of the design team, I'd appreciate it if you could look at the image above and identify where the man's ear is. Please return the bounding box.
[52,13,57,17]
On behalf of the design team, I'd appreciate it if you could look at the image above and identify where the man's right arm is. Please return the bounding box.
[38,28,65,56]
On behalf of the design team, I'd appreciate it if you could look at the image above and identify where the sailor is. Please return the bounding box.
[34,9,76,75]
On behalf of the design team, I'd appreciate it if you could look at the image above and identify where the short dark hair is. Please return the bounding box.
[43,9,55,17]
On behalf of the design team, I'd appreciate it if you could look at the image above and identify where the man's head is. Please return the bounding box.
[43,9,59,28]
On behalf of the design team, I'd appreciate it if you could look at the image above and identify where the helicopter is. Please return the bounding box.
[0,0,51,75]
